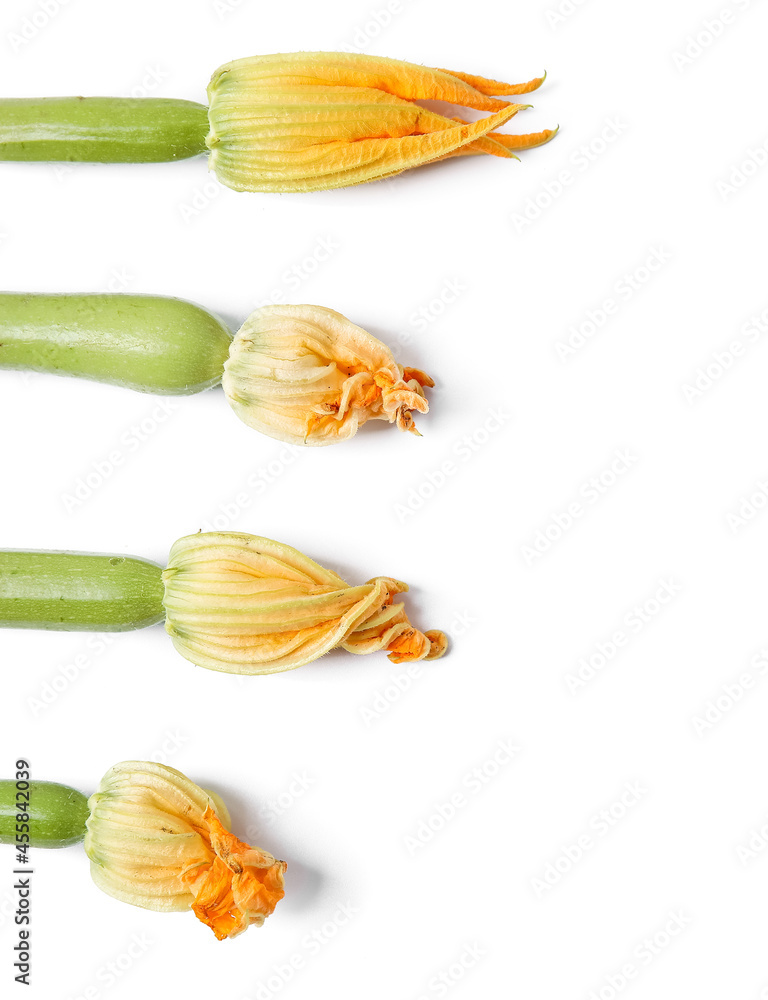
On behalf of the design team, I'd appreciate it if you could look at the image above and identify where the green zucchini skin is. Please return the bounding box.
[0,293,232,395]
[0,550,165,631]
[0,780,89,848]
[0,97,209,163]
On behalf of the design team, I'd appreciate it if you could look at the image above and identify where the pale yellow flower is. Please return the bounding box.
[222,304,433,446]
[84,761,286,940]
[162,532,448,674]
[206,52,556,192]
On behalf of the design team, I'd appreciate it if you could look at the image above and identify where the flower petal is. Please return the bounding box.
[85,763,285,939]
[162,533,448,674]
[435,67,547,96]
[223,305,432,445]
[211,94,530,191]
[209,52,535,111]
[207,53,554,191]
[432,121,559,163]
[86,763,225,912]
[187,808,286,941]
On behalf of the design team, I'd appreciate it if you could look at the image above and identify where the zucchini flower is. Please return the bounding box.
[0,763,286,941]
[0,53,556,193]
[162,532,448,674]
[206,52,556,192]
[223,304,433,445]
[85,762,286,940]
[0,532,448,674]
[0,293,433,447]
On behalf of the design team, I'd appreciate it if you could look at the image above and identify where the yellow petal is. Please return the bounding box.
[84,762,286,939]
[206,52,555,192]
[162,533,448,674]
[434,121,560,162]
[209,52,537,111]
[210,100,527,192]
[435,67,547,96]
[223,304,432,445]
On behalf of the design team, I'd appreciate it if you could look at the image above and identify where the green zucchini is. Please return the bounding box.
[0,293,232,395]
[0,780,89,848]
[0,97,208,163]
[0,550,165,631]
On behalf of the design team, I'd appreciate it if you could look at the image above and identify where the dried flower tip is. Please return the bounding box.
[84,761,286,940]
[222,304,433,446]
[206,52,553,192]
[162,532,448,674]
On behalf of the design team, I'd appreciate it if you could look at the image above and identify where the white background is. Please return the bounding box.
[1,0,768,997]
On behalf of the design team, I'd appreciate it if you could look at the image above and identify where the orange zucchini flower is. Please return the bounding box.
[206,52,556,192]
[84,761,286,940]
[222,304,433,446]
[162,532,448,674]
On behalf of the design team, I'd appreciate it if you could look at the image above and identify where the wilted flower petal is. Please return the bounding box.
[222,304,433,446]
[162,532,448,674]
[84,761,286,940]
